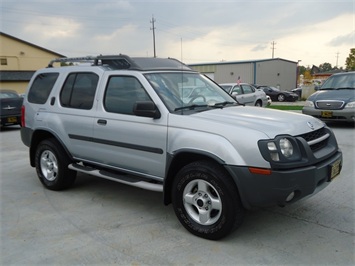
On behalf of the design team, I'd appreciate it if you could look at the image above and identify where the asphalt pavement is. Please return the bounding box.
[1,123,354,265]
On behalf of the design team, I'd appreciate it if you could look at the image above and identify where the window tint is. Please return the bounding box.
[104,76,150,115]
[232,86,242,94]
[241,85,254,94]
[28,73,59,104]
[60,73,99,109]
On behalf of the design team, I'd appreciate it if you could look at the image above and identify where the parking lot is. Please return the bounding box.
[1,122,354,265]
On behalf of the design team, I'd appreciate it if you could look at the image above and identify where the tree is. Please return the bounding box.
[318,62,332,72]
[345,48,355,71]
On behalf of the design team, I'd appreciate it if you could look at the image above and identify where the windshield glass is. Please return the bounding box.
[321,73,355,90]
[144,72,235,112]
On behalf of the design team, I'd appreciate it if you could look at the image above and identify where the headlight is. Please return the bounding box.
[259,136,301,163]
[304,100,314,107]
[345,101,355,108]
[279,138,293,157]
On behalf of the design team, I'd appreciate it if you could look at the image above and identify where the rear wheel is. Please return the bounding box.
[255,100,262,107]
[35,138,76,190]
[172,160,245,240]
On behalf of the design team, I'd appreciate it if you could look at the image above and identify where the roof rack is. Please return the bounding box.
[47,54,193,71]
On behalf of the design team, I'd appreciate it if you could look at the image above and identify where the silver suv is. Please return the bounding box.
[21,55,343,240]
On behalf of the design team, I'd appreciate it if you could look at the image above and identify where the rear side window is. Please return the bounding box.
[28,73,59,104]
[60,72,99,110]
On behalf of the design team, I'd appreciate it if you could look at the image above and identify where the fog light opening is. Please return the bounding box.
[286,191,295,202]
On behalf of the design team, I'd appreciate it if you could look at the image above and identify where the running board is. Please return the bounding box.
[68,163,163,192]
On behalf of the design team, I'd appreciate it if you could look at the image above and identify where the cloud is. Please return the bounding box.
[328,31,355,46]
[251,44,268,52]
[24,16,81,39]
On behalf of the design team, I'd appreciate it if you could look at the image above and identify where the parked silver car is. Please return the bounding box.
[302,71,355,123]
[219,83,269,107]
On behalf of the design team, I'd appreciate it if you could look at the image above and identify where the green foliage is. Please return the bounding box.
[345,48,355,71]
[318,62,332,72]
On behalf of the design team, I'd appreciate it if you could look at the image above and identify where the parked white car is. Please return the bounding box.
[219,83,269,107]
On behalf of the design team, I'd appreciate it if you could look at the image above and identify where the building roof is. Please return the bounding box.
[188,57,297,67]
[0,71,35,82]
[0,31,66,58]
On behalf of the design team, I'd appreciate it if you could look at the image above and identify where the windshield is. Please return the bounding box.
[144,72,236,112]
[321,73,355,90]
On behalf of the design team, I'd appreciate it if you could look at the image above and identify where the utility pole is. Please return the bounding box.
[336,51,340,68]
[150,15,156,58]
[271,41,276,58]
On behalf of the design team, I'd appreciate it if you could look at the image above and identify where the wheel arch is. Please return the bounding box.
[29,130,72,167]
[163,149,233,205]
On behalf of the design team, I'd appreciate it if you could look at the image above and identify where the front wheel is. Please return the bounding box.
[172,160,245,240]
[277,94,285,102]
[35,138,76,191]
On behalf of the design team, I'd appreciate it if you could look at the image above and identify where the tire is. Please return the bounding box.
[35,138,76,191]
[255,100,262,107]
[172,160,245,240]
[277,94,285,102]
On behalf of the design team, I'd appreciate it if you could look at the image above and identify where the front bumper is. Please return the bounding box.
[302,107,355,122]
[225,150,342,209]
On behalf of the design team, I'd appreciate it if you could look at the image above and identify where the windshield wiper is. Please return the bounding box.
[212,101,237,107]
[174,104,209,112]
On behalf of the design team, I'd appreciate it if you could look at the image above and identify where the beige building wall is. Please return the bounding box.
[0,34,63,71]
[0,32,65,93]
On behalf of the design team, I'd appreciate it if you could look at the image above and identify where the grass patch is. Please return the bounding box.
[267,105,304,110]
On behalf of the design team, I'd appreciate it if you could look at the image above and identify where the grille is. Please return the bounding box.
[298,127,328,151]
[316,100,344,110]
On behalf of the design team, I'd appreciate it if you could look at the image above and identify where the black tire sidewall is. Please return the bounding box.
[35,139,76,190]
[172,161,244,240]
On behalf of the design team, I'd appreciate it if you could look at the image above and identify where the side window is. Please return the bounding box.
[232,85,242,95]
[241,85,254,94]
[28,73,59,104]
[60,72,99,110]
[104,76,151,115]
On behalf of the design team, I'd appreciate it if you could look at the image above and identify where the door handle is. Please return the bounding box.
[97,119,107,125]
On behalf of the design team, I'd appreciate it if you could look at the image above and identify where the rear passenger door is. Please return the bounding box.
[56,72,100,159]
[239,84,256,106]
[92,74,168,180]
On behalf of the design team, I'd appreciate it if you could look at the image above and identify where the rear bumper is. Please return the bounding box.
[0,115,21,126]
[225,150,342,209]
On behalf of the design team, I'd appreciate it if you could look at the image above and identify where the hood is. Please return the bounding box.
[189,106,324,139]
[308,89,355,102]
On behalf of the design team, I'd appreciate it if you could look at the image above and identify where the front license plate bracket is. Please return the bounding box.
[328,159,341,181]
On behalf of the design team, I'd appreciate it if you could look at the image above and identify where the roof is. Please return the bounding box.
[188,57,297,67]
[0,71,35,82]
[0,31,66,58]
[48,54,194,71]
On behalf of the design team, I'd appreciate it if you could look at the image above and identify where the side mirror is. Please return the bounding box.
[133,101,161,119]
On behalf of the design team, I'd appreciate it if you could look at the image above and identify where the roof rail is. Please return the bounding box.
[47,54,192,71]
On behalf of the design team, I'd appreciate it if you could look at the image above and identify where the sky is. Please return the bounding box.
[1,0,354,68]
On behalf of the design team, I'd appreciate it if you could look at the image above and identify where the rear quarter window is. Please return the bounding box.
[28,73,59,104]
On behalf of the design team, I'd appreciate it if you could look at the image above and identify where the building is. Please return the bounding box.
[0,32,65,93]
[189,58,298,91]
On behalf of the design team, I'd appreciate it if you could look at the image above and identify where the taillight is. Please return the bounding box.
[21,105,25,127]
